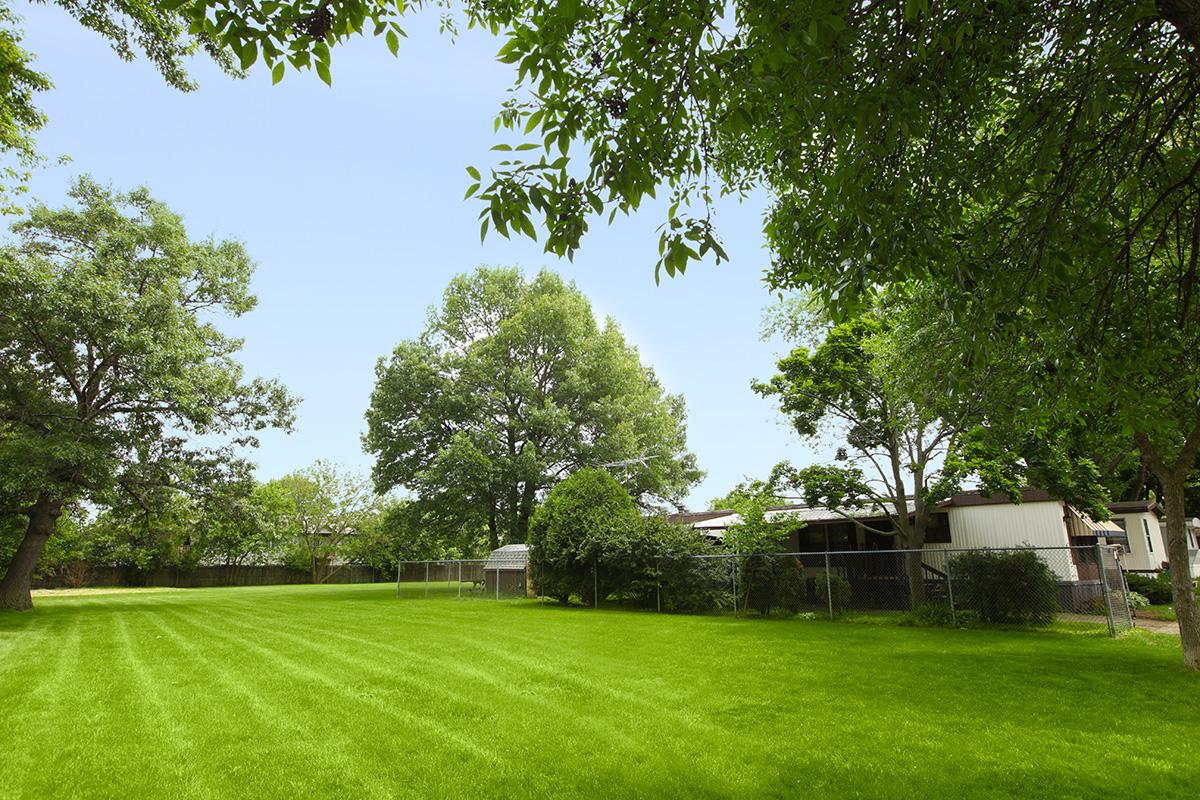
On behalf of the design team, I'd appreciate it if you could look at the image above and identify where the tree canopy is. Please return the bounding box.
[0,177,295,609]
[364,266,701,549]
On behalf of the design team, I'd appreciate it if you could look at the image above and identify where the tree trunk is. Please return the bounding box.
[0,494,62,611]
[514,483,537,543]
[1161,471,1200,669]
[487,507,500,551]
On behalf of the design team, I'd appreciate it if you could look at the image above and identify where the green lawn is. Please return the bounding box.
[0,584,1195,799]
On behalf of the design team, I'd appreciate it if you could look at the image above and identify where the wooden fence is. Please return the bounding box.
[32,564,388,589]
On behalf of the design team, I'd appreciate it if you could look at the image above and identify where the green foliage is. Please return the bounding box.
[654,541,727,614]
[734,554,810,619]
[738,553,780,617]
[1128,591,1151,612]
[950,550,1060,627]
[903,603,969,629]
[263,461,379,582]
[755,306,970,562]
[722,488,800,555]
[527,467,640,604]
[707,479,784,511]
[775,557,806,616]
[364,267,701,548]
[0,179,294,598]
[528,468,720,609]
[1125,572,1175,606]
[815,571,852,617]
[0,3,240,210]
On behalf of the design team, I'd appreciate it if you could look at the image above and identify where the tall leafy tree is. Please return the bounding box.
[0,177,295,610]
[264,461,379,583]
[364,266,701,549]
[754,309,976,605]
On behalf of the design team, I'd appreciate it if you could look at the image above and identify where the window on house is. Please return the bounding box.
[1143,518,1153,553]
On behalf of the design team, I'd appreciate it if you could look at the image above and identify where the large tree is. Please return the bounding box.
[0,177,294,610]
[364,266,701,549]
[264,461,379,583]
[754,309,972,605]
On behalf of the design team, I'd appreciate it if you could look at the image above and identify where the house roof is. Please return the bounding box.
[483,543,529,570]
[937,488,1058,507]
[1106,500,1163,517]
[666,509,736,526]
[676,500,924,531]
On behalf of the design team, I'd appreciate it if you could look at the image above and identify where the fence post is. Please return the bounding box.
[824,552,834,621]
[458,560,462,600]
[593,559,598,608]
[1096,543,1117,638]
[424,561,429,598]
[731,555,738,615]
[495,566,500,601]
[656,557,661,613]
[396,561,402,597]
[945,552,956,616]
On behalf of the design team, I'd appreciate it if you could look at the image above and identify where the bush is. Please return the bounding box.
[950,550,1059,626]
[644,517,727,613]
[1127,591,1150,611]
[1124,572,1173,605]
[528,468,641,605]
[739,553,781,616]
[815,571,852,616]
[903,603,970,628]
[775,558,806,615]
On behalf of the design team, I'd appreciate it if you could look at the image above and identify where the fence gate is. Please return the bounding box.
[1098,545,1134,637]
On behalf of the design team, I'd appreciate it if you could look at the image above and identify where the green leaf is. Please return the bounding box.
[315,60,332,86]
[271,63,285,85]
[239,42,258,71]
[466,166,481,181]
[386,30,400,57]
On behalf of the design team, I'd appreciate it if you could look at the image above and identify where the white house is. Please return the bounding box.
[1105,501,1170,572]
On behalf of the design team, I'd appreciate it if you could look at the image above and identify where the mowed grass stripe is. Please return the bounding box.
[153,602,501,766]
[131,607,413,799]
[160,593,718,796]
[189,595,742,783]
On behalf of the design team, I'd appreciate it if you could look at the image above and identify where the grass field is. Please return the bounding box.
[0,584,1196,799]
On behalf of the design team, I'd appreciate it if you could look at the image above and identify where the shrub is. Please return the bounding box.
[815,571,852,616]
[645,518,727,613]
[775,558,806,615]
[1123,572,1173,605]
[950,550,1059,626]
[1127,591,1150,611]
[528,468,641,605]
[903,603,970,628]
[739,553,781,615]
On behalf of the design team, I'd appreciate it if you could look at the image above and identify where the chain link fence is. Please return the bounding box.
[396,545,1134,636]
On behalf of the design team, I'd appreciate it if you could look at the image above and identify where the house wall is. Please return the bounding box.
[1111,512,1167,571]
[925,501,1079,581]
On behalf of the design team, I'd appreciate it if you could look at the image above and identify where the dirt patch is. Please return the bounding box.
[31,587,183,598]
[1133,616,1180,635]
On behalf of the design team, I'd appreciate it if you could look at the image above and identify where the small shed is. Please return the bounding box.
[482,544,531,597]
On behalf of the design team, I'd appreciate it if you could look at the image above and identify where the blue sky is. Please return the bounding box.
[14,4,832,508]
